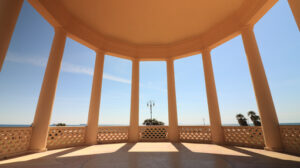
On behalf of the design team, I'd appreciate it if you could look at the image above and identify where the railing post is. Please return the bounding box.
[85,51,105,145]
[30,28,67,152]
[0,0,24,71]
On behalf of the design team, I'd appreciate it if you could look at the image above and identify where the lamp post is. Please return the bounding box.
[147,100,155,124]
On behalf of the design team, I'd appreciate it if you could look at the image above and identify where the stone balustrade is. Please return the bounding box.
[179,126,212,143]
[97,126,129,144]
[139,126,169,141]
[223,126,265,148]
[1,125,300,160]
[280,125,300,155]
[47,126,86,149]
[0,127,32,160]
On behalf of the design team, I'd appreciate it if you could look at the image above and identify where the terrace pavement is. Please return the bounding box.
[0,142,300,168]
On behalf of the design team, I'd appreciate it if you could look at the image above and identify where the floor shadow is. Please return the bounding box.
[171,142,194,153]
[0,143,299,168]
[114,143,136,153]
[0,146,89,165]
[221,145,300,165]
[39,146,90,159]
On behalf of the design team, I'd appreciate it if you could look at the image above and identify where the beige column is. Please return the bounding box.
[128,58,140,142]
[241,25,282,151]
[166,58,179,142]
[0,0,24,71]
[202,49,224,145]
[85,51,105,145]
[288,0,300,31]
[29,28,66,152]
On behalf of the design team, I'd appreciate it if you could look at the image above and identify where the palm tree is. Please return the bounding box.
[236,113,248,126]
[247,111,261,126]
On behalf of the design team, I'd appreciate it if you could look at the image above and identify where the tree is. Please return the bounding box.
[55,123,66,126]
[236,113,248,126]
[141,119,166,139]
[247,111,261,126]
[143,118,164,126]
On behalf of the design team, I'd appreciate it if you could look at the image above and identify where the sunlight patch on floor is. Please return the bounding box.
[129,142,178,152]
[236,147,300,162]
[182,143,251,157]
[0,148,71,164]
[59,143,127,158]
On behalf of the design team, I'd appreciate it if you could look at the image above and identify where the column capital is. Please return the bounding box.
[129,56,140,63]
[54,27,66,34]
[132,57,140,62]
[166,57,175,63]
[95,49,105,56]
[201,48,211,57]
[241,24,255,34]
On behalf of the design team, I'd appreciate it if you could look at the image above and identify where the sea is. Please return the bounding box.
[0,123,300,127]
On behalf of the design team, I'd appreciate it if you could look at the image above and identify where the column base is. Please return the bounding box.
[128,133,139,143]
[85,141,98,146]
[28,148,47,153]
[127,134,140,143]
[213,141,225,146]
[128,139,139,143]
[169,138,180,143]
[264,146,283,152]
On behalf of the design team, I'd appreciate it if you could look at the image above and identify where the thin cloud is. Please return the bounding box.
[103,74,131,84]
[6,53,167,92]
[6,54,47,67]
[61,62,93,76]
[5,53,131,84]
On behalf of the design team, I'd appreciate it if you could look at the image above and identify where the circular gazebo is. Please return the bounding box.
[0,0,300,165]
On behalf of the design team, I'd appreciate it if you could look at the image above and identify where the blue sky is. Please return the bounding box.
[0,0,299,125]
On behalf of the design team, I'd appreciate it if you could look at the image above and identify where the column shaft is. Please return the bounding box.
[85,52,105,145]
[202,49,224,144]
[0,0,24,71]
[29,28,66,152]
[128,58,139,142]
[288,0,300,31]
[166,58,179,142]
[241,25,282,151]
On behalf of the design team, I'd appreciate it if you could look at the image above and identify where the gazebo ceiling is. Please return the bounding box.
[60,0,244,45]
[28,0,277,60]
